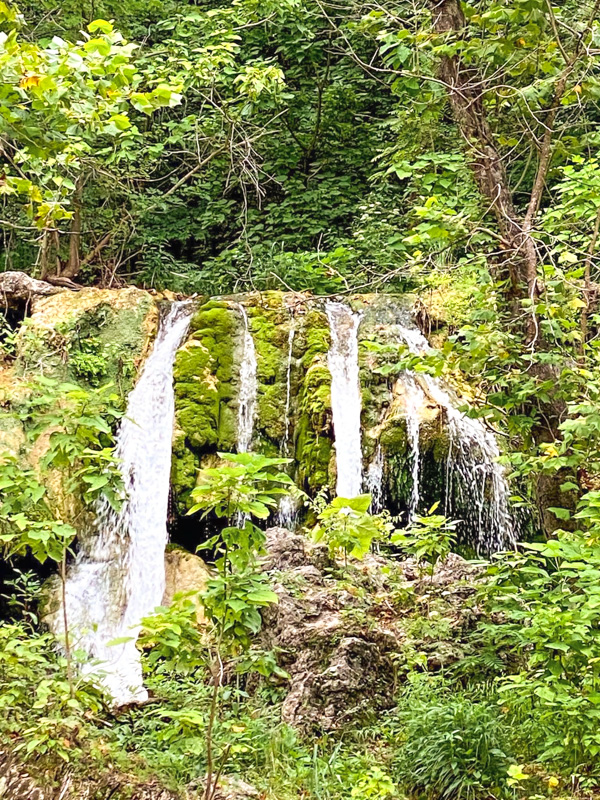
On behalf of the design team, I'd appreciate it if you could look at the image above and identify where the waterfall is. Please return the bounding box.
[404,376,424,519]
[365,445,384,513]
[429,381,514,553]
[396,324,514,552]
[281,324,296,456]
[326,301,363,498]
[235,303,258,453]
[276,495,299,530]
[49,302,193,705]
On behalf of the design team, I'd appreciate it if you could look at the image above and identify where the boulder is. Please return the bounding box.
[162,548,211,623]
[260,527,397,732]
[42,548,211,633]
[17,286,157,391]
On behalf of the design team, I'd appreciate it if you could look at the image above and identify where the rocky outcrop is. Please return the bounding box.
[0,285,509,550]
[169,290,513,552]
[259,527,484,733]
[18,286,156,390]
[170,292,444,513]
[171,292,337,506]
[163,547,211,622]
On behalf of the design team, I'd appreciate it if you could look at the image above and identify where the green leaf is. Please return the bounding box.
[549,507,571,520]
[246,589,279,605]
[87,19,114,33]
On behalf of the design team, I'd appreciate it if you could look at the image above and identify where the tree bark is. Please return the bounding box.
[64,178,83,279]
[431,0,598,319]
[429,0,584,533]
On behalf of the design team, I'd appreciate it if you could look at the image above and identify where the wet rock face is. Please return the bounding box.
[171,292,338,510]
[170,290,514,552]
[260,527,485,733]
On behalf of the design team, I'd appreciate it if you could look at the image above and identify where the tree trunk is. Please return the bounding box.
[429,0,527,296]
[429,0,579,533]
[64,179,83,279]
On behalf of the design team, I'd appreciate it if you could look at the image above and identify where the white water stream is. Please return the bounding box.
[276,322,299,529]
[396,324,514,552]
[236,303,258,453]
[365,444,384,513]
[51,302,193,705]
[326,301,363,498]
[404,376,424,520]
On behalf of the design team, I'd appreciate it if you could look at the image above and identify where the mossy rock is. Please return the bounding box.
[173,299,238,455]
[246,294,294,446]
[168,290,486,527]
[16,287,155,393]
[295,357,333,493]
[171,428,200,502]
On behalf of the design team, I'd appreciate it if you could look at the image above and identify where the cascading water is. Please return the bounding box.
[365,445,384,513]
[277,323,298,529]
[276,495,299,530]
[235,303,258,453]
[396,323,515,552]
[404,376,424,519]
[326,301,363,498]
[49,302,193,705]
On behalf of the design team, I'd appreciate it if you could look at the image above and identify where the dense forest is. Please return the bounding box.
[3,0,600,798]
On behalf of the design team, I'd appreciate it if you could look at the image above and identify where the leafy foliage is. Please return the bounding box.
[311,493,394,561]
[8,0,600,795]
[0,379,122,563]
[0,621,105,763]
[392,504,458,577]
[394,677,512,800]
[189,452,293,650]
[484,527,600,775]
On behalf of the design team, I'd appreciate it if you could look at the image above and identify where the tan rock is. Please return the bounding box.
[30,286,151,328]
[162,547,211,623]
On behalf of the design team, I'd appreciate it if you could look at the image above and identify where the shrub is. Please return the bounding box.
[483,531,600,778]
[394,678,511,800]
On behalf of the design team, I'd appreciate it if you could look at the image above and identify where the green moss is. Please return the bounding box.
[295,358,333,493]
[300,308,330,366]
[174,300,238,452]
[380,417,409,451]
[170,429,199,501]
[247,301,290,445]
[278,305,332,490]
[64,300,151,391]
[170,291,456,514]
